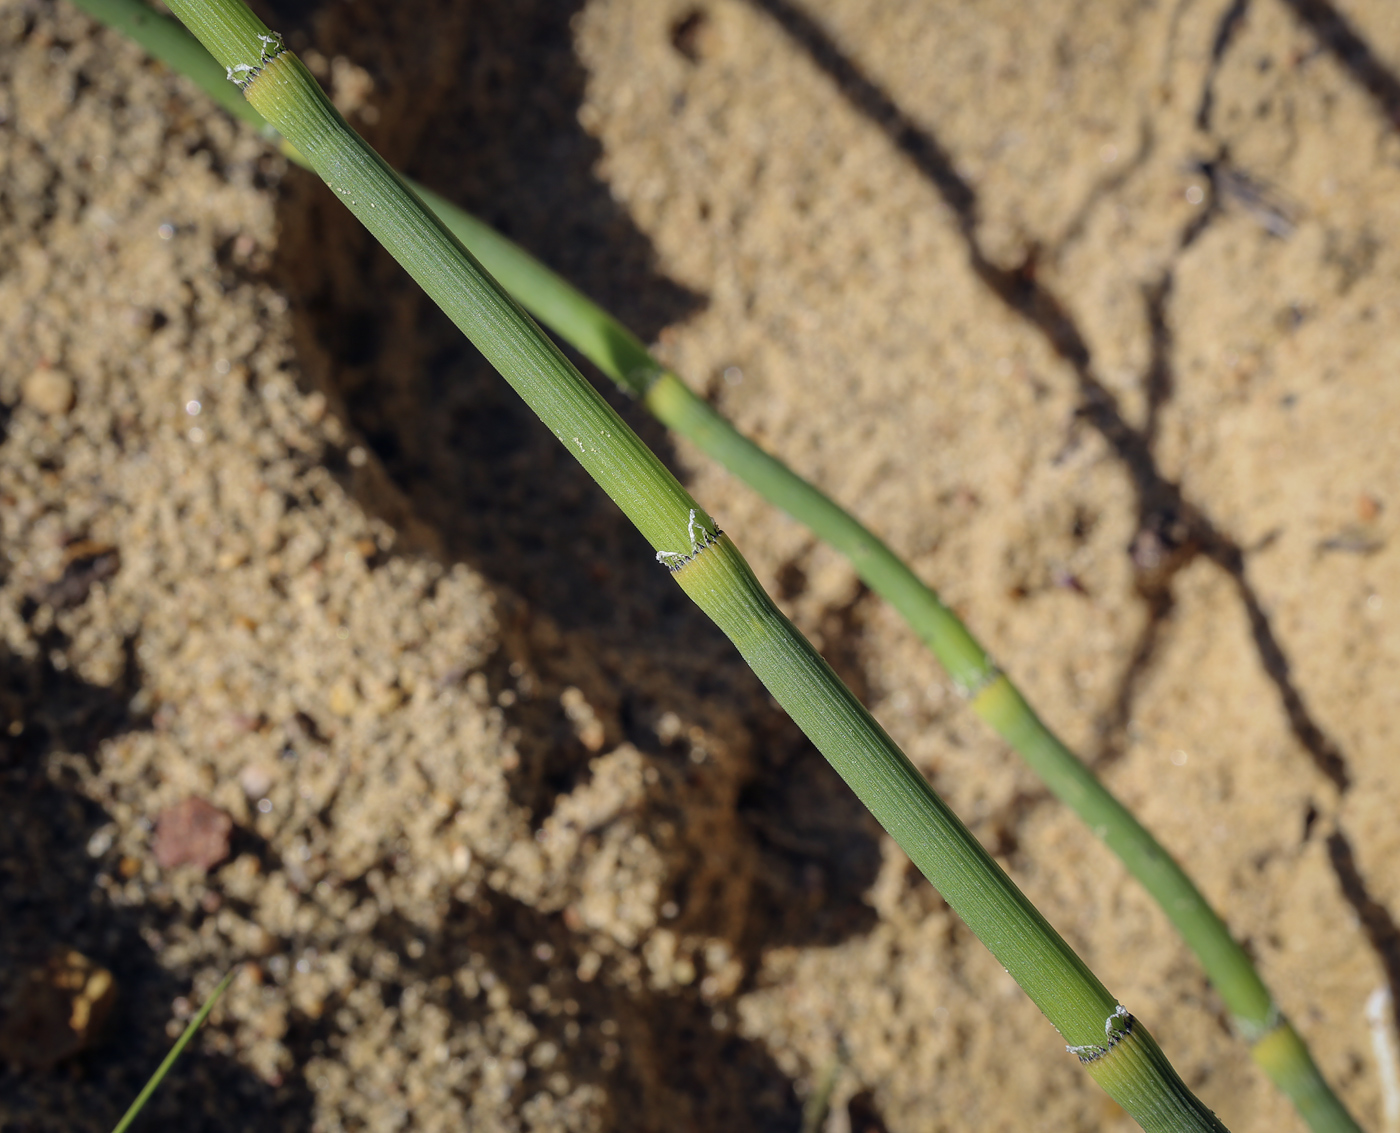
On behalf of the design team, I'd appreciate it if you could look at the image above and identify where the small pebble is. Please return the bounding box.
[327,680,359,717]
[21,368,74,415]
[239,763,274,799]
[153,797,233,871]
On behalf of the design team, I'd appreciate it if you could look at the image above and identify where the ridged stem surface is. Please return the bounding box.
[153,3,1245,1127]
[45,31,1339,1118]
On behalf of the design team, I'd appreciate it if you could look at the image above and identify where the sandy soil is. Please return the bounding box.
[1,0,1398,1129]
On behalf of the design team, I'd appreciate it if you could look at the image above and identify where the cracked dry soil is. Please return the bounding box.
[2,0,1398,1130]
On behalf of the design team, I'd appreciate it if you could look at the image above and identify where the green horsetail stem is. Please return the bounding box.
[147,2,1231,1128]
[76,5,1360,1129]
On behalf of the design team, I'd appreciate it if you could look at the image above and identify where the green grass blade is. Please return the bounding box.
[153,3,1232,1128]
[111,968,238,1133]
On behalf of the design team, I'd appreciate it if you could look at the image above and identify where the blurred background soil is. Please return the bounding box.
[1,0,1398,1129]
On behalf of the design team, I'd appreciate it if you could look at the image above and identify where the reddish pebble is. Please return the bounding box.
[153,797,233,871]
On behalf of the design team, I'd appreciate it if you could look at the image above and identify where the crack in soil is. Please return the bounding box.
[749,0,1354,795]
[1328,827,1400,1036]
[1278,0,1400,128]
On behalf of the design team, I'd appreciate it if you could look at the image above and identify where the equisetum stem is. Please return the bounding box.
[154,1,1232,1128]
[79,3,1361,1129]
[423,71,1362,1133]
